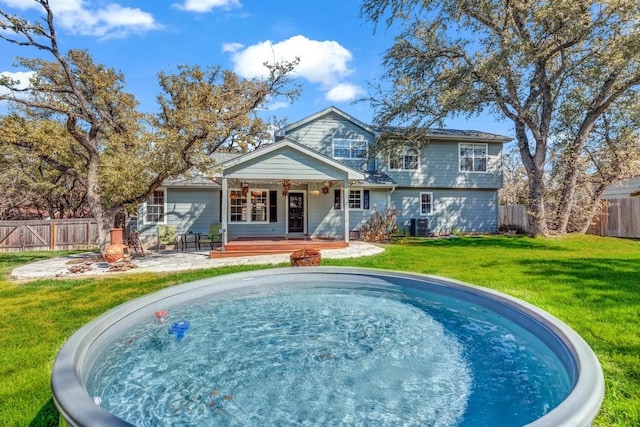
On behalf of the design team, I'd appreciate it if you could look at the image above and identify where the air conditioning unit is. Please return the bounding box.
[410,218,429,237]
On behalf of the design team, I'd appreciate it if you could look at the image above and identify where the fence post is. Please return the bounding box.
[50,222,56,251]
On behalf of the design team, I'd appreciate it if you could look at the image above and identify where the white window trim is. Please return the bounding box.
[143,187,167,225]
[459,142,489,173]
[388,147,420,171]
[228,188,270,224]
[348,188,364,211]
[332,137,368,160]
[420,192,433,216]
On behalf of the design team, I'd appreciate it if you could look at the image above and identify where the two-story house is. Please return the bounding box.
[137,106,511,247]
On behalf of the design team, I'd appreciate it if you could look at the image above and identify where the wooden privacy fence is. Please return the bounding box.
[0,219,99,252]
[587,198,640,238]
[499,204,530,233]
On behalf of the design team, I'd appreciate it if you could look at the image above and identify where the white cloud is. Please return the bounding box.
[227,35,354,87]
[0,70,34,95]
[226,35,361,103]
[173,0,241,13]
[326,83,365,103]
[263,101,290,111]
[1,0,160,38]
[221,42,244,53]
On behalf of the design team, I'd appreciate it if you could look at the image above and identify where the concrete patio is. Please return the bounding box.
[10,241,384,280]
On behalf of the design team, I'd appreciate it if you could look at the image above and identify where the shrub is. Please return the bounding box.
[359,207,399,242]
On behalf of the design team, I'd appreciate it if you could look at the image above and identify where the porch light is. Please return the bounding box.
[241,182,249,196]
[310,190,320,196]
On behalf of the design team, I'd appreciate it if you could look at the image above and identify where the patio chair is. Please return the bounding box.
[200,224,223,249]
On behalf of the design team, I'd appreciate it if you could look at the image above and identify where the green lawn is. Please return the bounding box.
[1,235,638,426]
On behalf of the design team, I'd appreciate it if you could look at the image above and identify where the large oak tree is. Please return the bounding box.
[0,0,298,250]
[362,0,640,235]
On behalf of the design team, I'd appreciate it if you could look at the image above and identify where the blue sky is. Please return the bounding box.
[0,0,512,137]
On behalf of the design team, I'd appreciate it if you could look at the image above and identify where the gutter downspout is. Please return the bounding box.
[387,186,396,208]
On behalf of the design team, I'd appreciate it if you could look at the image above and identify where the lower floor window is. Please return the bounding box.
[230,190,247,222]
[230,189,268,223]
[145,189,166,223]
[420,192,433,215]
[349,190,362,209]
[348,189,370,210]
[251,190,268,222]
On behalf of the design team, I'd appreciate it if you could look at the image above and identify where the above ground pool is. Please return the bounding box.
[52,267,604,426]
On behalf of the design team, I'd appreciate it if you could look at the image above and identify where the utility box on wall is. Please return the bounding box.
[410,218,429,237]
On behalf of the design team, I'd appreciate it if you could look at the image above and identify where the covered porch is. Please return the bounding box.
[217,139,366,246]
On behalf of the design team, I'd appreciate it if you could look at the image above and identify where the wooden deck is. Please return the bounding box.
[209,237,348,258]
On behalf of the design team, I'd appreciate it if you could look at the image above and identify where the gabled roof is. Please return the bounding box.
[276,106,511,143]
[274,106,374,138]
[222,137,365,180]
[375,126,512,143]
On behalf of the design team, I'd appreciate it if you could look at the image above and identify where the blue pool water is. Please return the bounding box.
[86,285,572,426]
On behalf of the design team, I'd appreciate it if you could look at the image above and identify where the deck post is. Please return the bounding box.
[221,177,228,246]
[343,179,350,243]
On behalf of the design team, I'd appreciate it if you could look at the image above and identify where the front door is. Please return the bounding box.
[288,192,304,233]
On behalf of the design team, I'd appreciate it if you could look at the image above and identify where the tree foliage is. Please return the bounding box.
[0,0,298,248]
[0,116,90,219]
[362,0,640,235]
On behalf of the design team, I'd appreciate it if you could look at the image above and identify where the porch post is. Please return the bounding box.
[343,179,350,243]
[221,177,228,246]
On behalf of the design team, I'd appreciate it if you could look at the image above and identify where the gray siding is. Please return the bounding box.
[283,111,375,171]
[308,190,341,237]
[226,147,347,181]
[378,140,503,189]
[347,188,390,231]
[138,188,220,239]
[391,188,499,234]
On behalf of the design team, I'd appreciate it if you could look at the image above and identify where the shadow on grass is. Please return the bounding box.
[394,235,570,251]
[29,398,58,427]
[518,257,640,301]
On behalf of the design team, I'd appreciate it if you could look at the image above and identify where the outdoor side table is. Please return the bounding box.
[179,233,201,251]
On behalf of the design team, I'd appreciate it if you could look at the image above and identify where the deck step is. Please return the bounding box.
[208,241,348,258]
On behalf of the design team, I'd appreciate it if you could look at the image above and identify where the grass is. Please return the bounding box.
[1,235,639,426]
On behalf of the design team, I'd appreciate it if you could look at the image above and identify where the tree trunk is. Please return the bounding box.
[84,153,112,254]
[526,170,549,236]
[514,122,549,236]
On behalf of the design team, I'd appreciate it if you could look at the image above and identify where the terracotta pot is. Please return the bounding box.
[103,228,130,263]
[103,245,125,263]
[110,228,124,245]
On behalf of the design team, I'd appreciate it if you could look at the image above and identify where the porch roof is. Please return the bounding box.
[221,138,366,181]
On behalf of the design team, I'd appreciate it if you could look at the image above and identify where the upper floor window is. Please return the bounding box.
[389,148,419,171]
[333,138,367,160]
[145,188,166,223]
[459,143,488,172]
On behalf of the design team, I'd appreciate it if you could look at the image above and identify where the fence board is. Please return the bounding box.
[498,205,529,233]
[587,198,640,238]
[0,219,99,252]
